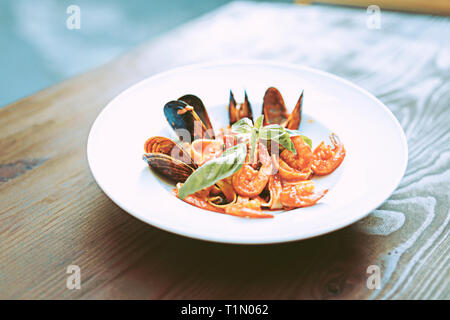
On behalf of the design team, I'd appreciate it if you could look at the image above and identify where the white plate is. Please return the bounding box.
[87,60,408,244]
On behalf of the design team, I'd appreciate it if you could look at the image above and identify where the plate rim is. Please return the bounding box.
[87,59,408,245]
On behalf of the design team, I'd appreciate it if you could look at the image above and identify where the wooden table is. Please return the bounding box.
[1,2,448,299]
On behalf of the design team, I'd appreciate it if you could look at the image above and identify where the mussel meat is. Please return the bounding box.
[262,87,303,130]
[228,90,253,125]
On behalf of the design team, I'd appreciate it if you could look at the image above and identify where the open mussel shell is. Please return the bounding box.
[178,94,215,137]
[262,87,303,130]
[284,90,303,130]
[228,90,253,125]
[164,100,214,142]
[144,136,196,168]
[143,153,195,183]
[262,87,288,126]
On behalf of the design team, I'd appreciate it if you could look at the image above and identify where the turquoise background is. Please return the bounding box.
[0,0,288,107]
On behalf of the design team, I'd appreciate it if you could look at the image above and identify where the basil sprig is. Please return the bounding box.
[178,117,313,199]
[259,124,296,155]
[249,115,264,159]
[232,116,303,155]
[178,143,247,199]
[231,118,253,134]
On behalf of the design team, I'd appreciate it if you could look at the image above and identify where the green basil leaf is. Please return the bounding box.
[260,125,297,154]
[276,132,296,154]
[254,115,264,130]
[261,124,283,130]
[285,129,313,148]
[259,125,284,140]
[299,135,312,149]
[221,142,245,157]
[249,115,264,160]
[231,117,253,134]
[249,129,258,160]
[178,143,247,199]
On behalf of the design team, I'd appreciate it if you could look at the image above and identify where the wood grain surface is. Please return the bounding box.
[0,2,448,299]
[310,0,450,15]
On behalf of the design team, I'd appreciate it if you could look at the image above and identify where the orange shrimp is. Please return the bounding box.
[277,158,312,181]
[225,197,273,218]
[174,184,224,213]
[280,136,313,171]
[280,181,328,208]
[264,175,283,210]
[222,134,237,150]
[311,133,345,176]
[191,139,223,166]
[182,194,225,213]
[277,135,313,181]
[232,143,273,197]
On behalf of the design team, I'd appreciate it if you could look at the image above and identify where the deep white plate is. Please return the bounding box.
[87,60,408,244]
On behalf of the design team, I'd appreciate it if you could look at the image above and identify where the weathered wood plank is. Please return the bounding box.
[0,2,448,299]
[311,0,450,15]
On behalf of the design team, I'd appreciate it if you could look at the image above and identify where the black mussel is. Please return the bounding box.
[178,94,215,138]
[228,90,253,125]
[164,100,214,142]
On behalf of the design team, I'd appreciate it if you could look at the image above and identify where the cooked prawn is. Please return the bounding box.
[276,135,313,181]
[191,139,223,166]
[312,133,345,176]
[280,136,313,171]
[225,197,273,218]
[175,183,224,213]
[181,194,224,213]
[232,143,273,197]
[280,180,328,208]
[261,175,283,210]
[277,158,311,182]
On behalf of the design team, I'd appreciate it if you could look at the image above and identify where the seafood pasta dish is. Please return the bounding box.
[143,87,345,218]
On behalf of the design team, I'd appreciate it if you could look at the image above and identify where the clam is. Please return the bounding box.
[144,136,196,167]
[146,94,218,183]
[143,136,196,183]
[262,87,303,130]
[143,153,194,183]
[143,136,234,201]
[228,90,253,125]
